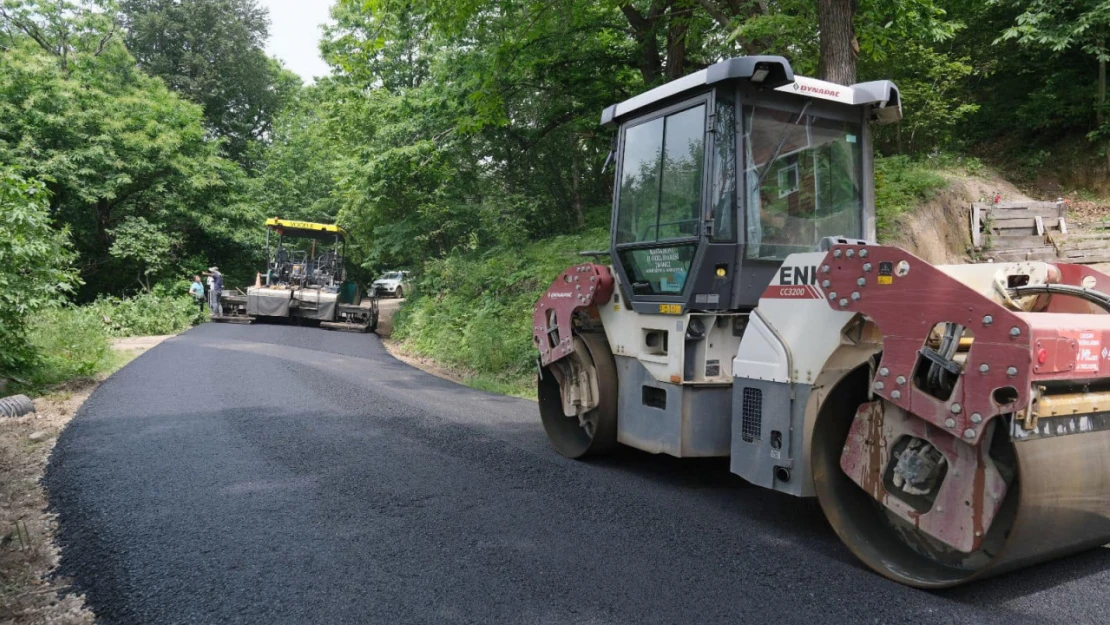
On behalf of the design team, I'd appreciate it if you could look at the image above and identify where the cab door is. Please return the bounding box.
[610,92,738,314]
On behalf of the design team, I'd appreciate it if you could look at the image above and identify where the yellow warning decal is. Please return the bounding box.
[659,304,682,315]
[877,275,893,285]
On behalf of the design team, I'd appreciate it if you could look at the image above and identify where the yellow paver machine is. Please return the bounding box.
[216,218,378,332]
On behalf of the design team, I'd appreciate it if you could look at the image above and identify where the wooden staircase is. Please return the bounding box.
[971,200,1067,262]
[1051,227,1110,264]
[971,199,1110,264]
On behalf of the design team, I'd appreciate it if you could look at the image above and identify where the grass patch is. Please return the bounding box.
[11,292,201,395]
[393,229,607,394]
[874,154,950,241]
[464,372,535,398]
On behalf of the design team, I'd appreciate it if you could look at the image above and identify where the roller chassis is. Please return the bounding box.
[217,288,379,332]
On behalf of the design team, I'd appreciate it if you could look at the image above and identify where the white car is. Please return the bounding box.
[372,271,409,298]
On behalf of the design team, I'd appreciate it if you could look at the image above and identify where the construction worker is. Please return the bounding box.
[189,275,205,313]
[203,266,223,316]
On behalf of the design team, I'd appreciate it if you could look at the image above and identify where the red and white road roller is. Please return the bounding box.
[533,55,1110,587]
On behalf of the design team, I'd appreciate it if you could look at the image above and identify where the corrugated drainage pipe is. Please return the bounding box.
[0,394,35,418]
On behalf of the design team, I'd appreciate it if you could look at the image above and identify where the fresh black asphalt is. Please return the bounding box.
[46,323,1110,624]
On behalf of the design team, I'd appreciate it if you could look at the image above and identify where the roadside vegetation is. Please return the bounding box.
[20,292,202,393]
[393,230,608,396]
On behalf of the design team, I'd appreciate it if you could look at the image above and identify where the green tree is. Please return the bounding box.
[996,0,1110,166]
[733,0,959,85]
[0,4,262,297]
[252,84,349,225]
[0,167,78,379]
[108,216,174,292]
[120,0,301,166]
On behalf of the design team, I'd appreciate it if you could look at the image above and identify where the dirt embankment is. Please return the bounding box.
[1,382,97,625]
[374,297,403,338]
[887,173,1034,265]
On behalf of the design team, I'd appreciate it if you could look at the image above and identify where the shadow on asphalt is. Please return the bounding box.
[590,448,860,564]
[942,548,1110,603]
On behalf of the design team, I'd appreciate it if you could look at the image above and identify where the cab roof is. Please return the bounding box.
[600,55,902,127]
[265,218,347,239]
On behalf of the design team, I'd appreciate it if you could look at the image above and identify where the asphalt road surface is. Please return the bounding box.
[47,323,1110,625]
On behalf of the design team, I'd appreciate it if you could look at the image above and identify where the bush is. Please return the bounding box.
[393,229,608,393]
[84,289,204,337]
[874,155,949,241]
[14,291,202,393]
[23,307,114,388]
[0,168,79,380]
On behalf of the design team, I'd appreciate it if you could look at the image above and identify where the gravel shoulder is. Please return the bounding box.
[43,324,1110,625]
[1,380,97,625]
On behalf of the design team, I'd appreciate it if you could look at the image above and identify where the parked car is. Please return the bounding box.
[372,271,409,298]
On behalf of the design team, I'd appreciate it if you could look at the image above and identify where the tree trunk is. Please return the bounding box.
[1099,42,1106,126]
[1099,46,1107,171]
[96,197,112,246]
[664,16,688,80]
[620,1,668,85]
[817,0,857,86]
[571,147,585,230]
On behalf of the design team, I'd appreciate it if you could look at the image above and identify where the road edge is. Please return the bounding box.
[0,335,171,624]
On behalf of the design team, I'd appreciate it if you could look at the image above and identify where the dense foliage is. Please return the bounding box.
[393,230,608,394]
[0,167,77,378]
[120,0,301,167]
[0,1,265,298]
[23,291,201,389]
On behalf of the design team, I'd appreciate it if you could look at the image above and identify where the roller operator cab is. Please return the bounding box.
[533,56,1110,587]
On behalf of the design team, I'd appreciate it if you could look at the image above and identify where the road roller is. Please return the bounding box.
[532,55,1110,587]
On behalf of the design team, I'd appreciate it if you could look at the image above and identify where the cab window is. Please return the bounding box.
[616,104,706,244]
[744,106,863,260]
[710,96,736,241]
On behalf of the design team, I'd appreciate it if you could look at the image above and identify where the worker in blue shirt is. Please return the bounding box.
[189,275,205,313]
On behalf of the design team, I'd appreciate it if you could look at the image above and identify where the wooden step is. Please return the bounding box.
[982,200,1064,210]
[989,248,1059,262]
[1062,246,1110,258]
[982,206,1066,220]
[989,216,1039,230]
[988,234,1049,248]
[1056,239,1110,252]
[1060,252,1110,264]
[1052,231,1109,241]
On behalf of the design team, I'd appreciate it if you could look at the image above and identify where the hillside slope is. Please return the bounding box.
[886,172,1033,264]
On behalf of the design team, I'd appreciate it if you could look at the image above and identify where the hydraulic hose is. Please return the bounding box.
[1008,283,1110,314]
